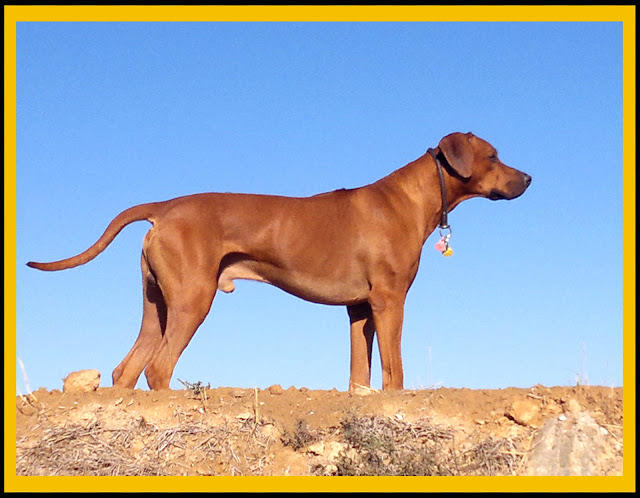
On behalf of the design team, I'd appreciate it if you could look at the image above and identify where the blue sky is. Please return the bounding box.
[15,19,626,393]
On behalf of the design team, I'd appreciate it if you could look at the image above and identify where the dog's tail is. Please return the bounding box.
[27,202,164,272]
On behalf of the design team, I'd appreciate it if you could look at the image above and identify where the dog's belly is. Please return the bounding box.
[217,257,369,306]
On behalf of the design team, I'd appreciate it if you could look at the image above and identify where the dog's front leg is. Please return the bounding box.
[347,303,376,391]
[369,289,406,390]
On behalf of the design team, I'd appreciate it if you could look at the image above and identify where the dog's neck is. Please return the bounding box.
[373,151,476,243]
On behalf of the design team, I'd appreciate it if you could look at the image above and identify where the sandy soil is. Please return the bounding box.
[15,378,623,483]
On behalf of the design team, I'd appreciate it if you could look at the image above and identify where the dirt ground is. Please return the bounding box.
[15,377,623,482]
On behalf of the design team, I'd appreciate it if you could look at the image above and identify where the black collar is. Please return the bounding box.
[427,147,450,230]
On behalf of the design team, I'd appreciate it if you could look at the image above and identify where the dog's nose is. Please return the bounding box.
[523,174,532,187]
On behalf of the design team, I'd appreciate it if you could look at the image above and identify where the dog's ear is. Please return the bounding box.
[438,133,474,179]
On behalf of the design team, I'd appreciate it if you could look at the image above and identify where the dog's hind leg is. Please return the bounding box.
[135,221,221,390]
[143,279,217,390]
[112,253,167,388]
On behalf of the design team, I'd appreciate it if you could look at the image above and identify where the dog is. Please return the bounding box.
[28,132,531,390]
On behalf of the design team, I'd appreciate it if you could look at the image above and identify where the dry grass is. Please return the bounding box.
[17,419,166,476]
[15,384,623,477]
[16,412,527,476]
[17,389,534,480]
[281,419,319,451]
[326,415,526,476]
[16,415,273,476]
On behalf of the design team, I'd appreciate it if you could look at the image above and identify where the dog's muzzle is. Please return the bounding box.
[490,173,532,200]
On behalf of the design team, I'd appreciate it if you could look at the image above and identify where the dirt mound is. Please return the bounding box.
[15,381,623,479]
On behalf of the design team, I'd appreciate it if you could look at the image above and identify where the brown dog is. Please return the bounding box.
[28,132,531,391]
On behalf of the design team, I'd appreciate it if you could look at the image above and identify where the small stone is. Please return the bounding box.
[506,398,541,426]
[261,423,280,439]
[306,440,347,460]
[268,384,284,395]
[353,385,377,396]
[62,369,101,393]
[306,441,325,455]
[324,441,348,461]
[565,398,582,413]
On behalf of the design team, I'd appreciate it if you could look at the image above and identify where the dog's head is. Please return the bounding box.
[438,132,531,201]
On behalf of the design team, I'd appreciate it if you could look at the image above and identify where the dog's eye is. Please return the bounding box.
[488,154,498,162]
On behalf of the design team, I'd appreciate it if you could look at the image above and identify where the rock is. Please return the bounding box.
[324,441,348,461]
[523,412,622,476]
[506,398,540,426]
[261,423,280,439]
[531,384,552,396]
[565,398,582,413]
[352,385,378,396]
[306,441,325,456]
[62,369,100,393]
[268,384,284,395]
[306,440,347,461]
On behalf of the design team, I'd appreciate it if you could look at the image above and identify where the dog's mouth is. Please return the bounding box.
[488,189,509,201]
[488,175,532,201]
[489,188,529,201]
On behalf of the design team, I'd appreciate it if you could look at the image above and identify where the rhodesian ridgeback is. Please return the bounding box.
[28,132,531,391]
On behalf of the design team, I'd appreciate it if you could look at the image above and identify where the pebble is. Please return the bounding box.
[506,398,540,426]
[268,384,284,395]
[62,369,101,393]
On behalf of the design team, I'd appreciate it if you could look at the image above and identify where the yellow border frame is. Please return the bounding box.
[5,5,635,493]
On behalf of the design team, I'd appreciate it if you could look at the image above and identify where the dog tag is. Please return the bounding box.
[434,236,453,257]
